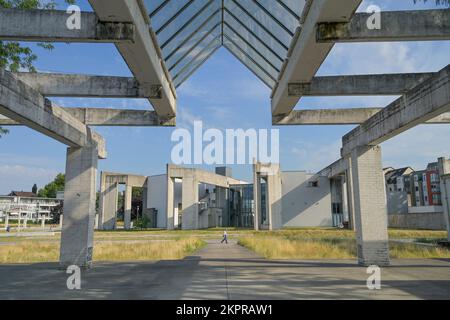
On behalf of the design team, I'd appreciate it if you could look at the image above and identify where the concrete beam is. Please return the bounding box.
[0,8,134,43]
[13,73,162,99]
[168,165,243,188]
[271,0,363,116]
[317,9,450,43]
[274,108,450,125]
[317,158,349,179]
[0,69,106,159]
[88,0,176,117]
[0,108,175,127]
[287,73,434,97]
[342,65,450,156]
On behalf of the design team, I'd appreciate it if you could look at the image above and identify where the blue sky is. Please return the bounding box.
[1,0,450,194]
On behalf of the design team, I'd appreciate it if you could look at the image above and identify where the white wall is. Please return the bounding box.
[281,172,332,227]
[147,175,183,229]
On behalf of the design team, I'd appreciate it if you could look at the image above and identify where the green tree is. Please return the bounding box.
[38,173,65,198]
[0,0,75,137]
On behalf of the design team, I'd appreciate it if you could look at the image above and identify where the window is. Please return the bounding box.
[308,181,319,188]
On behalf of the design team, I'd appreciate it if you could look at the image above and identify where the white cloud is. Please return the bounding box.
[0,165,59,194]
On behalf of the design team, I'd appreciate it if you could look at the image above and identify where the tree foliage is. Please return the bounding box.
[38,173,65,198]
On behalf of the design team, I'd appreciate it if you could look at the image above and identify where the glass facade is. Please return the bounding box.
[229,184,254,228]
[144,0,305,88]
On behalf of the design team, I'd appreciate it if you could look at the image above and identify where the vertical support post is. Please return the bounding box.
[438,157,450,242]
[59,214,63,230]
[60,144,98,268]
[181,174,199,230]
[253,165,260,231]
[99,173,118,230]
[5,213,9,230]
[41,214,45,230]
[166,174,175,230]
[341,176,349,224]
[351,146,390,266]
[345,158,356,231]
[124,185,132,230]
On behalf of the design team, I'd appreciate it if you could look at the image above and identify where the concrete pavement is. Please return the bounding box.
[0,240,449,299]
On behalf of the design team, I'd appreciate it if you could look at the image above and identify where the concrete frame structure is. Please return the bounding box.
[99,172,147,230]
[166,165,243,230]
[253,162,282,231]
[0,2,448,268]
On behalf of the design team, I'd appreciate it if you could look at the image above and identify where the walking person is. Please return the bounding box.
[221,229,228,244]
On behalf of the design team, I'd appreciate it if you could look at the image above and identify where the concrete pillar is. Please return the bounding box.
[59,214,63,230]
[181,174,199,230]
[124,185,132,230]
[341,176,349,223]
[99,176,118,230]
[60,144,98,268]
[438,157,450,241]
[253,169,261,231]
[166,176,175,230]
[266,172,282,231]
[345,159,356,231]
[351,146,390,266]
[4,213,9,230]
[41,215,45,229]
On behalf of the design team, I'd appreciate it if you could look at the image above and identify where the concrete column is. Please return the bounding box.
[253,170,261,231]
[124,185,132,230]
[41,215,45,229]
[99,177,118,230]
[59,214,63,230]
[60,144,98,268]
[181,174,199,230]
[345,159,356,231]
[351,146,390,266]
[438,157,450,241]
[166,176,175,230]
[4,214,9,230]
[341,176,349,223]
[266,173,282,230]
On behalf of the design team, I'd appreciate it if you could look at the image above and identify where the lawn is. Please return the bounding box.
[238,228,450,260]
[0,238,205,264]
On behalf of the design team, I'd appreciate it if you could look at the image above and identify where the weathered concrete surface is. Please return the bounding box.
[342,65,450,156]
[253,162,282,231]
[0,8,134,43]
[271,0,362,116]
[351,146,390,266]
[288,73,434,97]
[60,145,98,268]
[0,241,449,299]
[88,0,176,117]
[0,69,106,159]
[98,172,147,230]
[1,108,175,127]
[317,9,450,42]
[14,73,161,99]
[274,109,450,125]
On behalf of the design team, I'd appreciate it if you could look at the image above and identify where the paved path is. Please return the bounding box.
[0,240,449,299]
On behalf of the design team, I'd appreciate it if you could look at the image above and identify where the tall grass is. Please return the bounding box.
[0,238,205,264]
[238,236,450,260]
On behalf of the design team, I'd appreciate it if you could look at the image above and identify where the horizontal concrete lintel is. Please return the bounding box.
[342,64,450,156]
[317,9,450,43]
[317,158,349,178]
[0,69,106,159]
[13,73,162,99]
[287,73,434,97]
[168,164,244,188]
[0,108,175,127]
[0,8,134,43]
[273,108,450,125]
[88,0,177,118]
